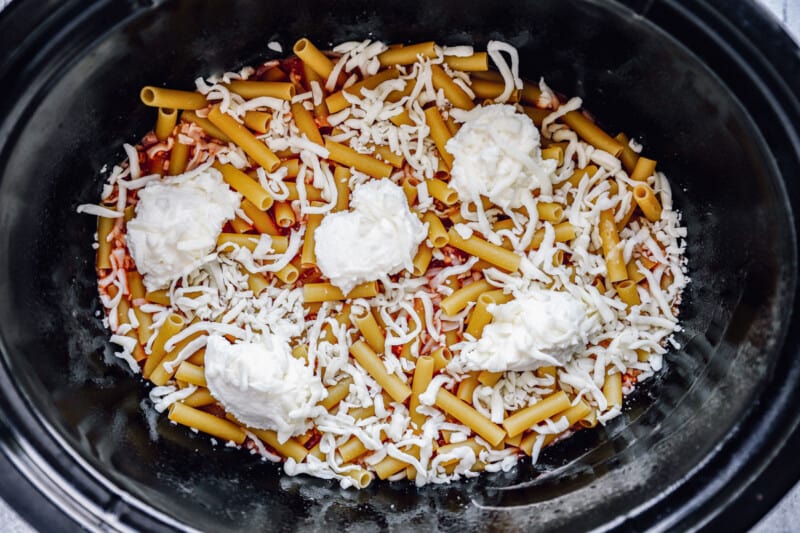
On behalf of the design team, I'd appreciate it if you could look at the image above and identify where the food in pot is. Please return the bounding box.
[78,37,688,488]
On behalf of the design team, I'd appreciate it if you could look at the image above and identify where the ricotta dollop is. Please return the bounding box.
[314,179,427,294]
[204,334,327,443]
[455,289,599,372]
[446,104,556,209]
[127,167,240,291]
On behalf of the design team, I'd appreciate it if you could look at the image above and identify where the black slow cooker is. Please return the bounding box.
[0,0,799,530]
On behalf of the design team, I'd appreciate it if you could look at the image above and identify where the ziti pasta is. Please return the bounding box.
[79,38,688,489]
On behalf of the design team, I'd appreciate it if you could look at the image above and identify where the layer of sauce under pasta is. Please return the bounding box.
[79,38,688,489]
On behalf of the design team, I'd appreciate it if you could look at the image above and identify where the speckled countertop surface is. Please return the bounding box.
[0,0,798,531]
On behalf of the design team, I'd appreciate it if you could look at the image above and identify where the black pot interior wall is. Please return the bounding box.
[0,0,795,530]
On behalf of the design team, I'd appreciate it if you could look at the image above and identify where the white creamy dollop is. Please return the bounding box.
[127,167,240,291]
[455,289,599,372]
[204,334,327,443]
[314,179,427,294]
[446,104,557,209]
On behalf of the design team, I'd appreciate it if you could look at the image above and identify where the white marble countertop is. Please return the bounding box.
[0,0,798,531]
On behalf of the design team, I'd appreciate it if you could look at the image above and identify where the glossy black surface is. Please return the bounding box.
[0,0,798,531]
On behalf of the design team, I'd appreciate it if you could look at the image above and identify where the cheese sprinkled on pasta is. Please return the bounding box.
[79,37,688,489]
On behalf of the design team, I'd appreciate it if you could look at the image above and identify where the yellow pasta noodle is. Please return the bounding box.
[633,183,663,222]
[431,347,452,372]
[536,202,564,223]
[320,376,354,410]
[325,69,400,113]
[430,65,475,110]
[182,388,216,408]
[96,217,114,270]
[562,111,623,157]
[241,199,281,235]
[436,439,485,466]
[603,370,623,409]
[279,158,300,178]
[207,105,281,172]
[144,289,171,306]
[615,132,640,173]
[598,209,628,283]
[443,53,488,71]
[470,79,519,102]
[338,436,369,463]
[302,281,380,302]
[349,405,376,420]
[505,433,524,448]
[302,62,329,118]
[181,110,231,142]
[456,374,480,402]
[149,331,204,386]
[426,178,458,205]
[285,182,325,202]
[353,307,385,354]
[301,212,323,268]
[333,166,351,212]
[412,244,433,276]
[374,445,420,480]
[249,428,309,462]
[465,293,494,338]
[349,340,412,403]
[140,86,207,110]
[402,178,418,205]
[372,144,404,168]
[324,139,393,178]
[247,273,270,297]
[217,233,288,253]
[343,468,373,488]
[563,164,599,189]
[213,162,273,210]
[520,399,593,454]
[626,260,647,284]
[227,80,296,100]
[273,201,296,228]
[615,280,641,307]
[293,38,335,79]
[541,146,563,166]
[168,403,246,444]
[446,228,522,272]
[291,101,324,145]
[378,41,437,66]
[230,215,253,234]
[126,272,153,346]
[434,389,506,447]
[409,356,434,429]
[155,107,178,141]
[520,82,543,104]
[423,106,455,169]
[243,111,272,133]
[630,156,657,182]
[440,279,493,316]
[143,313,186,378]
[522,105,549,126]
[174,361,207,387]
[579,409,598,428]
[444,116,459,136]
[291,344,309,360]
[502,391,571,438]
[536,365,557,381]
[422,212,449,248]
[477,370,502,387]
[168,140,190,176]
[389,108,414,127]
